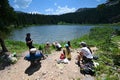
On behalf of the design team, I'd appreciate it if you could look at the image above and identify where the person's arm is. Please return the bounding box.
[76,51,83,61]
[26,38,33,43]
[27,40,33,43]
[77,51,83,56]
[80,52,83,57]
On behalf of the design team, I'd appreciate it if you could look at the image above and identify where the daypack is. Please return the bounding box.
[80,61,95,75]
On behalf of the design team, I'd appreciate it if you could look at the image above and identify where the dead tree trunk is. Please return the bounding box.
[0,38,8,52]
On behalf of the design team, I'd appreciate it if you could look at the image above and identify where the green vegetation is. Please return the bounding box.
[57,21,71,25]
[0,0,17,29]
[58,27,120,80]
[72,27,120,80]
[4,40,28,54]
[111,22,120,26]
[54,26,119,79]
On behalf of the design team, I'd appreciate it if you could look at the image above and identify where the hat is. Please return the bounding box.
[30,48,37,53]
[80,42,87,46]
[46,42,50,45]
[64,44,69,47]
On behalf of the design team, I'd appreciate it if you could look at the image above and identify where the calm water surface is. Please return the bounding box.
[8,25,94,44]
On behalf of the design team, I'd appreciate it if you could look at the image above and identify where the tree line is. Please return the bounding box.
[15,0,120,26]
[0,0,120,29]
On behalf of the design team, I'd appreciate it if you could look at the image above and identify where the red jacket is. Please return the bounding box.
[60,53,65,59]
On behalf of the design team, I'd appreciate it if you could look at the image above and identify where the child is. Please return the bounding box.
[57,50,66,64]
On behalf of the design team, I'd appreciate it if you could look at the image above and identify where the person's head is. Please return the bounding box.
[80,42,87,47]
[46,42,50,46]
[67,41,71,46]
[65,44,70,53]
[30,48,37,54]
[64,44,69,48]
[67,41,70,44]
[55,41,58,44]
[26,33,30,37]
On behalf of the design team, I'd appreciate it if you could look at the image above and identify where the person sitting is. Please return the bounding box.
[57,50,66,64]
[55,42,62,51]
[76,42,93,65]
[24,48,45,65]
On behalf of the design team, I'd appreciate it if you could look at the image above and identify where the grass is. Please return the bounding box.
[4,40,28,54]
[68,26,120,80]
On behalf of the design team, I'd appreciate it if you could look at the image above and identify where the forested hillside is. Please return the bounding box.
[54,0,120,24]
[0,0,120,29]
[15,0,120,26]
[0,0,17,29]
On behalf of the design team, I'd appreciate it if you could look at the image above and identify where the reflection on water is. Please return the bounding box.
[8,25,94,44]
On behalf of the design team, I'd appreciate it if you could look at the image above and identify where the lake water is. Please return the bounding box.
[8,25,95,44]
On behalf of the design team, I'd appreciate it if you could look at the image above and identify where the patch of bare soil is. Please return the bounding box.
[0,49,95,80]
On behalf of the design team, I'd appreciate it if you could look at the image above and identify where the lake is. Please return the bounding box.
[8,25,95,44]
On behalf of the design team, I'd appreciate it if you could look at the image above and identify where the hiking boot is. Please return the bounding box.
[75,61,80,67]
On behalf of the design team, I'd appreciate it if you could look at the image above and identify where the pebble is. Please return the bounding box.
[60,71,63,74]
[42,72,47,75]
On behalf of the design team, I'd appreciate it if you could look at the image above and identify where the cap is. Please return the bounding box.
[46,42,50,45]
[30,48,37,53]
[80,41,87,46]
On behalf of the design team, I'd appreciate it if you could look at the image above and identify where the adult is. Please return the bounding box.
[55,42,62,51]
[77,42,93,64]
[24,48,44,66]
[44,42,51,54]
[67,41,71,48]
[25,33,34,49]
[64,44,71,61]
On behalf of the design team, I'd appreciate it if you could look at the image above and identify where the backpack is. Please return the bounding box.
[80,61,95,75]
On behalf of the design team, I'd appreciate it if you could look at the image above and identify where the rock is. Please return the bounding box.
[60,71,63,74]
[42,72,47,75]
[117,68,120,73]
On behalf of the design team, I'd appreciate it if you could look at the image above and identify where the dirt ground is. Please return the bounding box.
[0,48,95,80]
